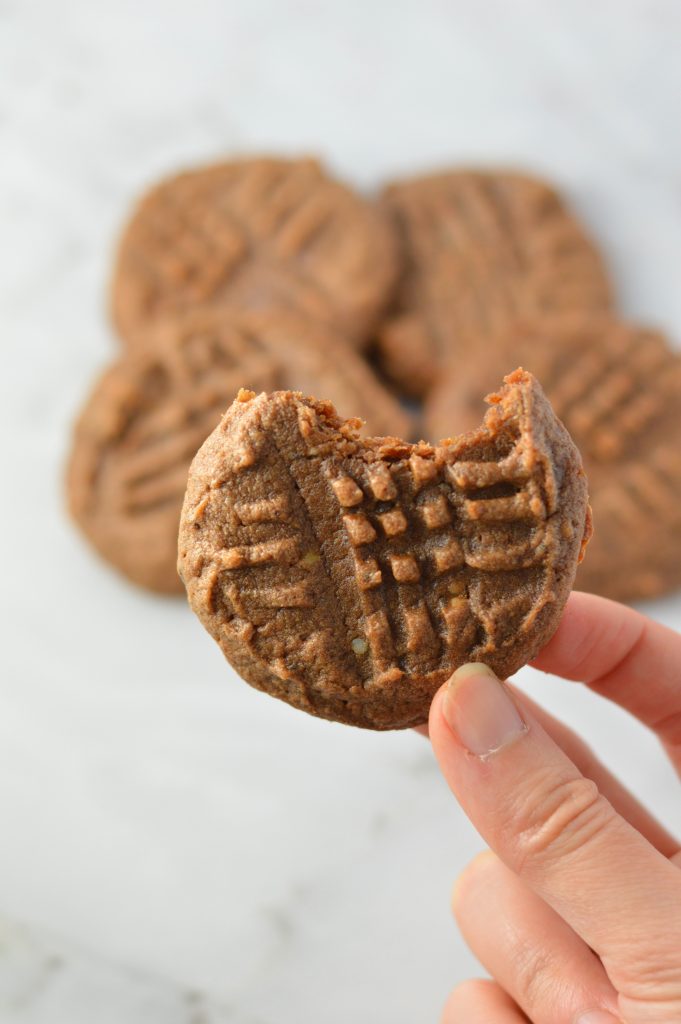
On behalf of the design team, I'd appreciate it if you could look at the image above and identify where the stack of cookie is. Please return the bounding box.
[67,156,681,604]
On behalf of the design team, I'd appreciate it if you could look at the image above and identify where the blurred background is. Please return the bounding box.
[1,1,680,1021]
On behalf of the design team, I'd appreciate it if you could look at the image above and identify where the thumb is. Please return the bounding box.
[429,663,681,1015]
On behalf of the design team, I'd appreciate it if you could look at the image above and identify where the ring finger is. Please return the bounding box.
[453,850,619,1024]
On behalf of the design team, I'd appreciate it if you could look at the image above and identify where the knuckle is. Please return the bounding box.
[620,993,681,1024]
[510,942,557,1008]
[504,771,612,872]
[618,942,681,993]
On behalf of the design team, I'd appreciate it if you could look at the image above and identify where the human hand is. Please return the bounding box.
[428,591,681,1023]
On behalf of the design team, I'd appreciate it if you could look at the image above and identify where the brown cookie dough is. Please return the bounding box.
[425,314,681,602]
[376,169,613,397]
[67,308,413,594]
[111,156,399,348]
[178,371,590,729]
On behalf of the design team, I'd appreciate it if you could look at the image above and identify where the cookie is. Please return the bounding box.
[178,371,590,729]
[111,156,399,348]
[376,169,613,397]
[68,308,413,594]
[140,307,414,441]
[425,314,681,602]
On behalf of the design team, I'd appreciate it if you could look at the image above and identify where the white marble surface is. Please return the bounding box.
[1,1,681,1020]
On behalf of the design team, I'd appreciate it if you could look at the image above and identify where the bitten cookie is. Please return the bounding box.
[111,156,399,348]
[178,371,591,729]
[67,309,413,594]
[376,169,613,397]
[425,314,681,602]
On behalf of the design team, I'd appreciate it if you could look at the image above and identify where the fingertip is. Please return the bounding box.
[451,849,498,915]
[441,978,521,1022]
[430,663,504,744]
[442,665,527,759]
[531,590,642,681]
[531,590,591,668]
[428,680,448,734]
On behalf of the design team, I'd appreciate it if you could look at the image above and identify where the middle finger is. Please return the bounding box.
[453,851,619,1024]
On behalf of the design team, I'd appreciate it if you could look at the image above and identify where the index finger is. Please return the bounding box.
[532,591,681,770]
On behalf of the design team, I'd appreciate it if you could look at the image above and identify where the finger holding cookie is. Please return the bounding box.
[429,598,681,1023]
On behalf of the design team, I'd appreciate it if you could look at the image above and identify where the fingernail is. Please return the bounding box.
[575,1011,622,1024]
[442,663,527,758]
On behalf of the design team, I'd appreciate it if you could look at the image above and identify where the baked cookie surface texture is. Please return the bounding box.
[111,156,399,347]
[426,314,681,602]
[377,169,612,397]
[179,371,591,729]
[68,309,411,594]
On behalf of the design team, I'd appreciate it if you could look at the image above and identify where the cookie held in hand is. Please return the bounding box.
[178,371,591,729]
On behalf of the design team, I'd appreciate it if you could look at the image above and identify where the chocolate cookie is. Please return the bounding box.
[111,157,399,348]
[425,314,681,602]
[178,371,590,729]
[376,169,613,397]
[68,309,413,594]
[140,307,414,441]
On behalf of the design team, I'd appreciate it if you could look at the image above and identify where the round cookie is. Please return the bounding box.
[376,169,613,397]
[111,156,399,348]
[425,314,681,602]
[68,308,413,594]
[141,307,415,442]
[178,371,591,729]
